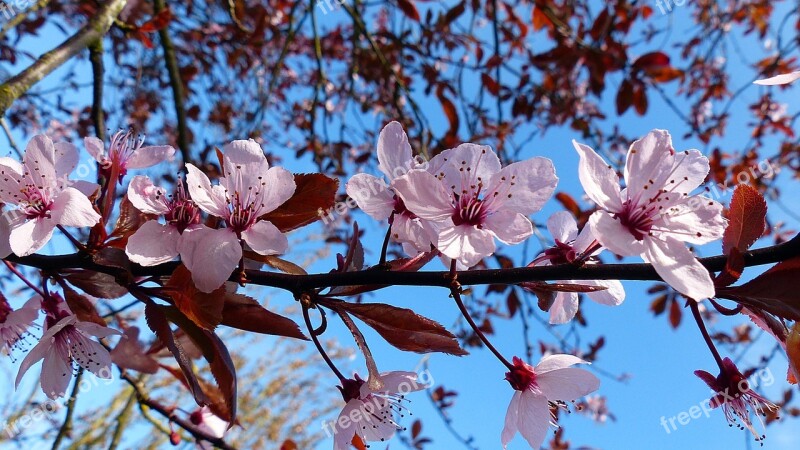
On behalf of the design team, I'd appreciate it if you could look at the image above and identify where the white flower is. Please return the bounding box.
[85,130,175,182]
[574,130,725,299]
[0,296,39,356]
[753,71,800,86]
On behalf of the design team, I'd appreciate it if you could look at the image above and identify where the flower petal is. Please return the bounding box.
[391,213,434,251]
[10,217,55,256]
[84,136,107,163]
[435,143,502,199]
[587,211,643,257]
[333,401,360,450]
[40,345,72,398]
[53,142,79,179]
[377,121,414,180]
[534,354,588,373]
[393,170,454,222]
[376,371,427,394]
[547,211,579,243]
[574,140,623,211]
[241,220,288,255]
[71,180,100,197]
[257,166,296,214]
[126,220,181,266]
[484,156,558,216]
[438,224,495,268]
[484,211,533,245]
[623,130,674,197]
[179,226,241,293]
[221,139,270,187]
[0,213,12,258]
[125,145,175,169]
[50,187,101,228]
[515,391,551,450]
[536,367,601,401]
[0,157,23,204]
[549,292,579,324]
[659,197,726,245]
[753,71,800,85]
[642,236,715,300]
[501,391,522,449]
[585,279,625,306]
[663,149,710,197]
[186,164,229,218]
[23,135,58,189]
[345,173,395,220]
[127,176,171,215]
[15,336,50,388]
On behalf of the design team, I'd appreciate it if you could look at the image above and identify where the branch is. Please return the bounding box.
[51,369,84,450]
[154,0,190,164]
[0,0,127,116]
[6,234,800,294]
[89,40,105,141]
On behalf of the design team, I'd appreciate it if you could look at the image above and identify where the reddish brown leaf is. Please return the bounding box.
[722,185,767,255]
[715,246,745,287]
[63,285,106,326]
[632,51,670,71]
[62,269,128,299]
[632,83,648,115]
[788,323,800,384]
[166,265,225,330]
[616,79,633,115]
[482,73,501,96]
[322,300,467,356]
[221,293,307,340]
[107,195,154,247]
[139,8,173,32]
[397,0,420,21]
[668,298,682,329]
[716,256,800,321]
[244,251,307,275]
[260,173,339,232]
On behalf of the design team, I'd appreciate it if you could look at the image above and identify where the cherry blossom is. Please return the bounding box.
[574,130,725,300]
[16,312,119,398]
[85,130,175,183]
[184,139,295,292]
[753,71,800,86]
[332,371,427,450]
[189,406,229,449]
[530,211,625,324]
[0,135,101,256]
[502,354,600,449]
[346,121,434,253]
[0,296,39,356]
[694,357,779,444]
[394,143,557,268]
[125,175,202,266]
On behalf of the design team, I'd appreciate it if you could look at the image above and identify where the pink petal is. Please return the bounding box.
[663,149,710,198]
[15,335,50,388]
[41,345,72,398]
[642,236,715,300]
[587,211,643,257]
[501,391,522,449]
[549,292,579,324]
[9,216,55,256]
[393,170,453,221]
[241,220,288,255]
[585,279,625,306]
[436,143,502,198]
[53,142,79,179]
[547,211,579,243]
[377,121,414,179]
[390,213,434,251]
[22,135,57,188]
[359,398,398,442]
[333,401,360,450]
[0,157,23,204]
[84,136,107,163]
[186,164,229,218]
[127,175,171,215]
[536,367,601,401]
[573,140,623,211]
[221,139,269,174]
[257,166,296,214]
[126,220,181,266]
[179,225,241,293]
[515,391,551,449]
[573,225,598,255]
[623,130,674,197]
[484,210,533,245]
[660,197,725,245]
[345,173,395,220]
[375,371,427,393]
[125,145,175,169]
[50,187,102,228]
[485,156,558,216]
[753,71,800,85]
[71,180,100,197]
[0,213,11,258]
[438,224,495,268]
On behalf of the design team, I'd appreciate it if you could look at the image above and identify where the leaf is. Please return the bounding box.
[632,83,648,115]
[106,195,154,247]
[221,293,307,340]
[244,251,307,275]
[139,7,173,32]
[165,265,225,330]
[520,281,609,293]
[397,0,420,21]
[144,302,210,408]
[321,300,468,356]
[260,173,339,232]
[632,51,670,71]
[62,285,106,326]
[716,256,800,321]
[668,298,682,329]
[722,185,767,255]
[788,323,800,384]
[616,79,633,115]
[62,269,129,299]
[715,246,745,287]
[481,73,501,96]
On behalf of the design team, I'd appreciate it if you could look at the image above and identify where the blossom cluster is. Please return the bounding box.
[0,120,755,450]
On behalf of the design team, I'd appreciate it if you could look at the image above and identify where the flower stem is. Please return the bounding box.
[56,225,86,252]
[449,261,513,370]
[3,260,46,297]
[689,300,725,371]
[302,305,346,382]
[379,213,394,266]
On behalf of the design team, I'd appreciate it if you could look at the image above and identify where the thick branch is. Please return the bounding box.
[6,234,799,293]
[0,0,127,116]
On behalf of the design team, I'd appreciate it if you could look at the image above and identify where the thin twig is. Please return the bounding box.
[51,369,84,450]
[154,0,189,164]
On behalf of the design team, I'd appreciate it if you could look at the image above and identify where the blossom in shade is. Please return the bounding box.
[333,372,427,450]
[574,130,725,300]
[753,71,800,86]
[184,139,295,292]
[125,175,202,266]
[530,211,625,324]
[0,135,101,256]
[394,144,557,268]
[0,296,39,356]
[85,130,175,183]
[694,357,779,444]
[16,313,119,398]
[346,121,435,253]
[502,355,600,449]
[189,406,229,449]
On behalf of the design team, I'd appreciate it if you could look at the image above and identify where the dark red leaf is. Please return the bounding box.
[62,269,129,299]
[260,173,339,232]
[716,256,800,321]
[668,298,682,329]
[165,265,225,330]
[397,0,420,21]
[221,293,307,340]
[63,285,106,326]
[722,185,767,255]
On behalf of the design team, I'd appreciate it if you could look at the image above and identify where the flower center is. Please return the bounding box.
[338,377,365,402]
[165,182,200,233]
[20,186,52,219]
[505,358,537,391]
[452,194,486,226]
[542,240,577,265]
[614,199,655,240]
[392,194,416,219]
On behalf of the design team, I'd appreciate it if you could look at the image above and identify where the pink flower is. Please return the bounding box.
[753,71,800,86]
[502,355,600,449]
[0,135,101,256]
[694,357,779,443]
[574,130,725,300]
[184,139,295,292]
[0,296,39,356]
[125,175,202,266]
[346,122,435,253]
[189,406,229,449]
[332,372,427,450]
[16,313,119,398]
[530,212,625,324]
[85,130,175,183]
[394,144,557,268]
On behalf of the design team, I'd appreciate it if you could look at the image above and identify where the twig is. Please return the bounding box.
[0,116,21,158]
[154,0,189,164]
[89,40,105,142]
[690,300,725,371]
[51,369,84,450]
